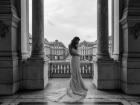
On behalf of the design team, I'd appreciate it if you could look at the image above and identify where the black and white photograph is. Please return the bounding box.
[0,0,140,105]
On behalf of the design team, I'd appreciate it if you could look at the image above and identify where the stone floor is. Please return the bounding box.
[0,78,140,105]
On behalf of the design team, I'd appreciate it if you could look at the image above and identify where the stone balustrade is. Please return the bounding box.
[48,61,93,78]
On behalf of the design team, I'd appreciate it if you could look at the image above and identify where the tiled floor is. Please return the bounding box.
[0,78,140,105]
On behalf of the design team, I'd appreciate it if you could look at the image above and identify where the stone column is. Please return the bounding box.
[112,0,120,60]
[21,0,30,59]
[97,0,110,60]
[93,0,119,89]
[23,0,48,89]
[31,0,44,59]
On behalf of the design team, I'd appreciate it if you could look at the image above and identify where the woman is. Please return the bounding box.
[47,36,88,102]
[67,36,88,99]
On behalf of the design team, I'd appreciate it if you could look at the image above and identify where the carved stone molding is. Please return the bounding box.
[0,20,9,38]
[120,0,129,24]
[130,23,140,39]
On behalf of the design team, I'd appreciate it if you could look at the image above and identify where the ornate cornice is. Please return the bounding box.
[0,0,20,27]
[129,23,140,39]
[0,0,11,14]
[0,20,9,38]
[120,0,140,40]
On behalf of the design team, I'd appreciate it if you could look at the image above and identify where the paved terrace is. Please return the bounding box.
[0,79,140,105]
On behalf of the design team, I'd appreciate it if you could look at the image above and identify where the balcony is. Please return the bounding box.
[48,61,93,78]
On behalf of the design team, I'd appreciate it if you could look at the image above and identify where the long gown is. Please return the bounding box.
[47,48,88,102]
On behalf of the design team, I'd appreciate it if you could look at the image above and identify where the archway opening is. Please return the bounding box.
[27,0,113,80]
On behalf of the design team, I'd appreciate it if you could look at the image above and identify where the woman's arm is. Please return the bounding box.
[70,48,80,56]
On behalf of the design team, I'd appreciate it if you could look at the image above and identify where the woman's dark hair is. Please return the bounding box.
[69,36,80,49]
[68,36,80,55]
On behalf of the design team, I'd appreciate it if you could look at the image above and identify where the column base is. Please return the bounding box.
[121,59,140,94]
[0,82,20,95]
[93,59,120,89]
[23,58,48,89]
[0,58,20,95]
[122,81,140,94]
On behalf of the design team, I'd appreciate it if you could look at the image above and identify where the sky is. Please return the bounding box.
[29,0,111,47]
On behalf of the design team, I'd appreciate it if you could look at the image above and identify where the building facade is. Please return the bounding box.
[44,39,51,59]
[49,40,68,61]
[78,41,94,61]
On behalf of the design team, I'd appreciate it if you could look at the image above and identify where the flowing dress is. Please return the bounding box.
[67,49,87,98]
[47,47,88,102]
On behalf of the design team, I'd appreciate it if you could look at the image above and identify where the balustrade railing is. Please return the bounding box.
[48,61,93,78]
